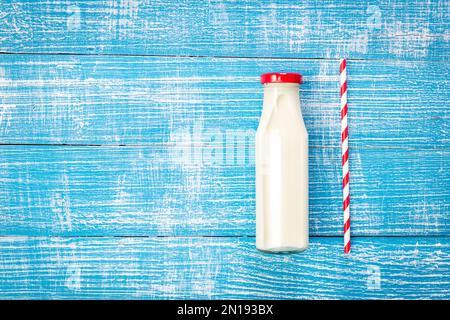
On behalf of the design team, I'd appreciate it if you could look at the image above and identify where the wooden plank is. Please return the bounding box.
[1,55,448,148]
[0,0,448,60]
[0,146,448,236]
[0,236,448,299]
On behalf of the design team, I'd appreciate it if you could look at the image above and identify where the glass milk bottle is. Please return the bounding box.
[256,73,308,252]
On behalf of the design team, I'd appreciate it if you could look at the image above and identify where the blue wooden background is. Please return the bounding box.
[0,0,449,299]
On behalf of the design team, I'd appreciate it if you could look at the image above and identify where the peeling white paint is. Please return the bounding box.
[50,173,73,232]
[386,23,433,58]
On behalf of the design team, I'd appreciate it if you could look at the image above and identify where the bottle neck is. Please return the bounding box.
[263,83,300,99]
[262,83,301,120]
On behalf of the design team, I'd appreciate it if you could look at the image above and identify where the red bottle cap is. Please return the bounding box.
[260,72,303,84]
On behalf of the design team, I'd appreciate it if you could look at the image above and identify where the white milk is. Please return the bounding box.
[256,74,308,252]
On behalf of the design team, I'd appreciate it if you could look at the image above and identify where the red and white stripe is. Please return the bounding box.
[340,58,351,254]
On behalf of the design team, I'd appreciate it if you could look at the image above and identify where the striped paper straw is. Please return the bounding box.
[340,58,351,254]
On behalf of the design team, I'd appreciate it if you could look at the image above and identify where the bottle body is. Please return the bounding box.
[256,83,308,252]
